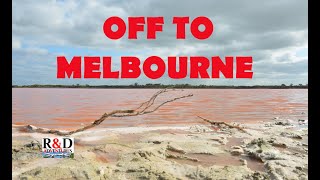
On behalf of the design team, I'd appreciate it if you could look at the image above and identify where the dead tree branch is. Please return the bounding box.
[19,89,193,136]
[197,115,250,134]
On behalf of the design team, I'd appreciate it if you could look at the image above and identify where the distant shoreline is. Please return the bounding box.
[12,84,308,89]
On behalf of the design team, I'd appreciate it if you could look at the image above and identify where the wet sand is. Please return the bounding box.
[12,118,308,180]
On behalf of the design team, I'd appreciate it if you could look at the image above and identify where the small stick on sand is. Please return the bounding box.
[197,115,250,135]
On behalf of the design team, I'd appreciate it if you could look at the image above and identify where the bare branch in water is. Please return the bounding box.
[20,89,193,136]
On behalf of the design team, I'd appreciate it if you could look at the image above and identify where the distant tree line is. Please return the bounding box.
[12,83,308,89]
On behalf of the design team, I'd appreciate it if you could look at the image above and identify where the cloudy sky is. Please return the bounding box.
[12,0,308,86]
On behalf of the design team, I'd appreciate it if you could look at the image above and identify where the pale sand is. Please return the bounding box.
[12,119,308,180]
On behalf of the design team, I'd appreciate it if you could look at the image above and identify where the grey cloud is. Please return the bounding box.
[12,0,307,85]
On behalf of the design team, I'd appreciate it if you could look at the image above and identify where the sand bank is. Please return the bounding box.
[12,118,308,179]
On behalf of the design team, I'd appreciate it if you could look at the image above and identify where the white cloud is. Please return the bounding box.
[12,0,308,85]
[12,38,21,49]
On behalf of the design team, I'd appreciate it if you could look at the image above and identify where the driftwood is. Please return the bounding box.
[20,89,193,136]
[197,116,249,134]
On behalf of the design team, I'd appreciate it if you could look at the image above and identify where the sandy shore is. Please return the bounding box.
[12,118,308,180]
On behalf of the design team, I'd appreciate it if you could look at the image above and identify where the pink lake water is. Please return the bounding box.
[12,88,308,130]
